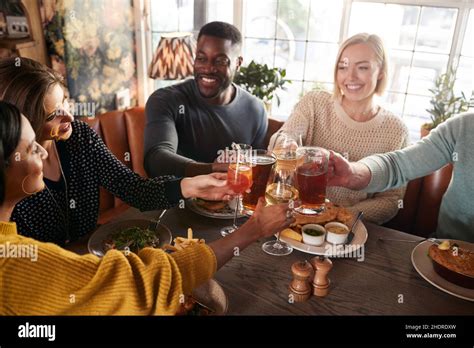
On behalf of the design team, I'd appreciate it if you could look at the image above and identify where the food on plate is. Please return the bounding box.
[428,241,474,289]
[176,295,215,316]
[301,224,326,246]
[194,198,228,211]
[163,228,205,251]
[103,226,160,253]
[280,228,303,242]
[292,203,354,226]
[326,225,349,234]
[325,222,350,245]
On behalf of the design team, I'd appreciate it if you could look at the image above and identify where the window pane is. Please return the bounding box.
[150,0,195,32]
[407,52,448,96]
[379,92,405,117]
[404,95,432,141]
[275,40,304,80]
[415,7,457,54]
[308,0,343,42]
[272,81,303,120]
[243,38,275,66]
[277,0,310,40]
[244,1,278,39]
[151,0,179,32]
[388,4,420,51]
[350,3,421,51]
[348,2,386,37]
[387,50,412,93]
[304,42,338,82]
[461,9,474,57]
[207,0,233,23]
[456,57,474,100]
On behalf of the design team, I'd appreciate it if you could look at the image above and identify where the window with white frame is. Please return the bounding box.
[147,0,474,142]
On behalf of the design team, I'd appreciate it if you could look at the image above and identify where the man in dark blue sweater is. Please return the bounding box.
[144,21,267,178]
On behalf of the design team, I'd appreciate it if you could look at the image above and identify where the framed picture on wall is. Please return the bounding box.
[6,15,29,38]
[0,12,7,36]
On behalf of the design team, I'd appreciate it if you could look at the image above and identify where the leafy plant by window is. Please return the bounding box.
[234,60,291,106]
[424,67,470,131]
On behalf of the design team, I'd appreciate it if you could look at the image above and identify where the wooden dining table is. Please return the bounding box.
[67,205,474,315]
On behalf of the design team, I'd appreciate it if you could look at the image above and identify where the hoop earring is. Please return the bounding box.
[21,175,41,195]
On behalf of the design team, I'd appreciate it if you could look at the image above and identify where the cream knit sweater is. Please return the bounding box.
[272,91,409,224]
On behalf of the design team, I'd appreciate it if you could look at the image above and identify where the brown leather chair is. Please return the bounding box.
[384,177,423,234]
[384,164,452,237]
[82,107,146,224]
[412,164,453,237]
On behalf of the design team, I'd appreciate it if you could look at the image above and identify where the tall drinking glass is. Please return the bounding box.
[220,144,253,237]
[242,150,276,215]
[294,147,329,215]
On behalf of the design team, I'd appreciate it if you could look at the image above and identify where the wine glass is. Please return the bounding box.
[220,144,253,237]
[261,163,299,256]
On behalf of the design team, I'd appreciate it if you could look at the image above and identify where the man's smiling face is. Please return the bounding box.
[193,35,242,103]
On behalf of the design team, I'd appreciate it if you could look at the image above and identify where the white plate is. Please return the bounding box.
[186,198,245,219]
[87,219,172,257]
[411,240,474,302]
[278,221,368,257]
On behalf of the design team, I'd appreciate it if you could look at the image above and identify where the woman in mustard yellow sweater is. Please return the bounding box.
[0,101,294,315]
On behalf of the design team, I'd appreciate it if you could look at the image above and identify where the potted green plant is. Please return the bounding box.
[422,67,469,137]
[234,60,291,115]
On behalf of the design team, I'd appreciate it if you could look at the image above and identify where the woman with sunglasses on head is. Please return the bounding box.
[0,57,236,245]
[0,101,294,314]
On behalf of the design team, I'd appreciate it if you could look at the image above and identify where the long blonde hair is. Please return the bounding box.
[333,33,388,99]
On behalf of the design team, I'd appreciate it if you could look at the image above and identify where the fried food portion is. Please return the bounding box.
[163,228,205,252]
[292,203,354,226]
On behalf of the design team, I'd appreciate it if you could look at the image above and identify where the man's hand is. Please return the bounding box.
[327,150,371,190]
[180,173,235,201]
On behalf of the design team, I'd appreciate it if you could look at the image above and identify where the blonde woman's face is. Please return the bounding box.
[336,43,382,102]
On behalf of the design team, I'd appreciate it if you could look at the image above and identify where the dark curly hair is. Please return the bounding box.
[0,101,22,204]
[198,21,242,48]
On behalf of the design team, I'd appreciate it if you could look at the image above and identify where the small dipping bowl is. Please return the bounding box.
[301,224,326,246]
[325,222,350,245]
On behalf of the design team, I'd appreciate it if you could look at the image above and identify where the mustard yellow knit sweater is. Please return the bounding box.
[0,222,216,315]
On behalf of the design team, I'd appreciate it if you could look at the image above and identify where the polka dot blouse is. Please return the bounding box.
[11,120,183,245]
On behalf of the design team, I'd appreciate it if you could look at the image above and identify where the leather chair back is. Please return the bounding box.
[82,107,146,215]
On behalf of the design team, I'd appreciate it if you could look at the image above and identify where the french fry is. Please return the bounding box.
[187,228,193,239]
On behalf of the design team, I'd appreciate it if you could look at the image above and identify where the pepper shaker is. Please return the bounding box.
[289,260,313,302]
[310,256,333,297]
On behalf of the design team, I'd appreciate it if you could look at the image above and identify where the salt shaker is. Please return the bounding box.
[289,260,313,302]
[310,256,333,297]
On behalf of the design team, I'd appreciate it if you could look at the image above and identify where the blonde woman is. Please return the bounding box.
[271,33,409,224]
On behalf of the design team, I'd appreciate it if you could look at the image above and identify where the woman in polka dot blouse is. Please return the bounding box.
[0,57,233,245]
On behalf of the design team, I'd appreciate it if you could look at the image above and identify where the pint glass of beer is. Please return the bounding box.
[242,150,276,214]
[294,146,329,215]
